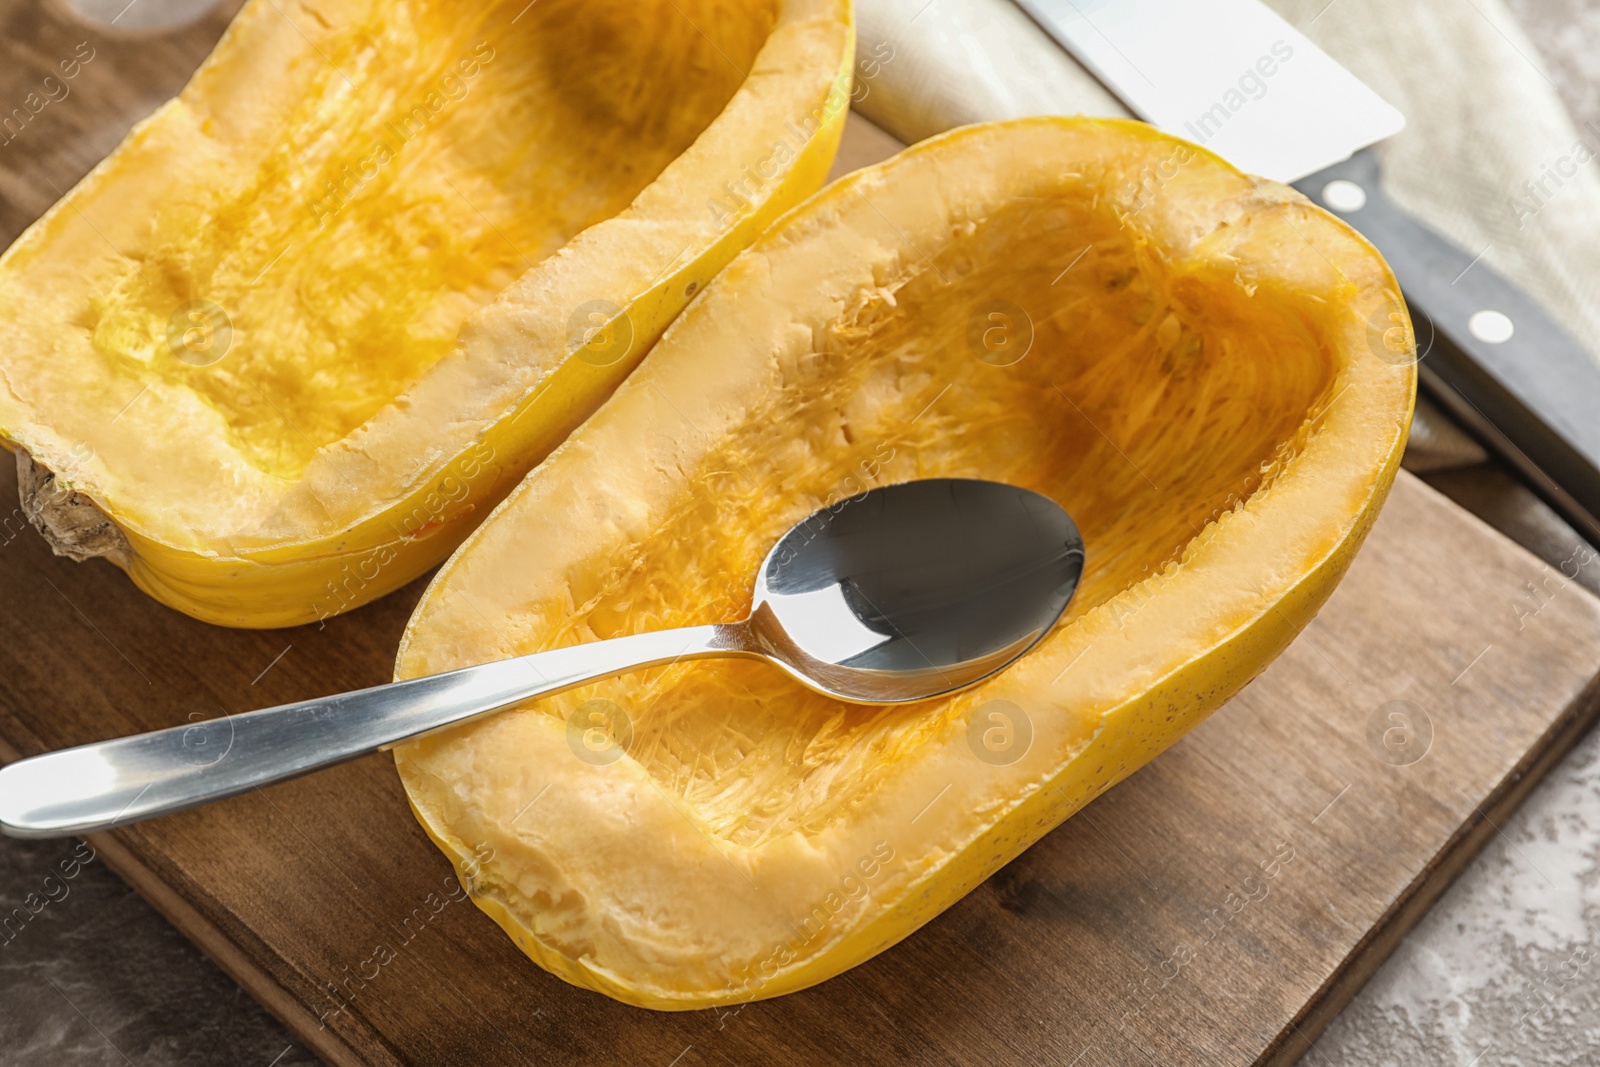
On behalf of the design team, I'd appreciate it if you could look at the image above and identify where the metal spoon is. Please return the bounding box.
[0,478,1083,838]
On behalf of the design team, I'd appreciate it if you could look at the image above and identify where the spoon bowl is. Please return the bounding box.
[752,478,1083,702]
[0,478,1082,838]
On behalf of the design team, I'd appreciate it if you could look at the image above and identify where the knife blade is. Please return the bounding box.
[1012,0,1404,183]
[1015,0,1600,546]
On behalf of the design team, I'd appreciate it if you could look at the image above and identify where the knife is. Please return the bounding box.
[1013,0,1600,547]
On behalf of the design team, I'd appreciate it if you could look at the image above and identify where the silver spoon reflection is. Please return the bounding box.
[0,478,1083,838]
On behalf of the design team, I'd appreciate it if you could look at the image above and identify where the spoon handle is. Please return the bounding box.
[0,623,751,839]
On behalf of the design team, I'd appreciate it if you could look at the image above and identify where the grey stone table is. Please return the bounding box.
[1,2,1598,1065]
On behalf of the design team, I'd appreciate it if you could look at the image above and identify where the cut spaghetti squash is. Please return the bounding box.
[394,118,1416,1008]
[0,0,854,626]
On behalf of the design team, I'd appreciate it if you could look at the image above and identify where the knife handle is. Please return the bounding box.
[1295,150,1600,547]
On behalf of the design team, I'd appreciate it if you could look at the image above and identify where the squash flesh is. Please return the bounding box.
[395,118,1414,1007]
[0,0,853,625]
[79,2,772,478]
[526,193,1338,847]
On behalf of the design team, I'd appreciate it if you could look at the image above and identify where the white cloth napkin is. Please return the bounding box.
[853,0,1600,470]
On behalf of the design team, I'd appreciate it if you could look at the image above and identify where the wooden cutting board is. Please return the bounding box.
[4,6,1600,1065]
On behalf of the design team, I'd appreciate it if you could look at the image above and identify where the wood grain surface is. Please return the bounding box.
[4,452,1600,1066]
[4,4,1600,1066]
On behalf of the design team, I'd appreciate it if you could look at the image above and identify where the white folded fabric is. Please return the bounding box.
[853,0,1600,469]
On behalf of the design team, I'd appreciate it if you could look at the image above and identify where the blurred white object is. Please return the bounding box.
[853,0,1129,139]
